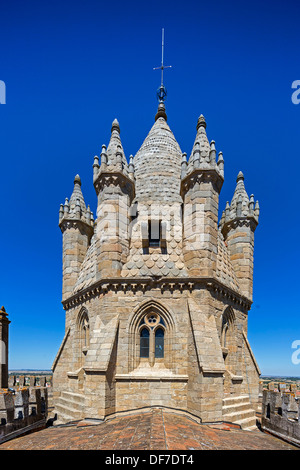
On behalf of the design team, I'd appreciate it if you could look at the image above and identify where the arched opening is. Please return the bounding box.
[129,300,175,371]
[221,307,236,355]
[77,308,90,357]
[221,307,237,394]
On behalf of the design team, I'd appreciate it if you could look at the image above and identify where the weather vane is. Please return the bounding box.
[153,28,172,103]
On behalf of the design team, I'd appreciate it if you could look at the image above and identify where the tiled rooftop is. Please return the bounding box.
[0,409,298,451]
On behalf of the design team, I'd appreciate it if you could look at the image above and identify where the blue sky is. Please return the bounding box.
[0,0,299,375]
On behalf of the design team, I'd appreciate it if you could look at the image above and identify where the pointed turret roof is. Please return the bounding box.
[184,115,224,179]
[229,171,250,217]
[219,171,259,234]
[105,119,128,174]
[187,115,211,170]
[59,175,94,228]
[133,111,182,203]
[69,174,87,214]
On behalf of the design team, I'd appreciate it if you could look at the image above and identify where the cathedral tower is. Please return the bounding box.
[53,36,261,428]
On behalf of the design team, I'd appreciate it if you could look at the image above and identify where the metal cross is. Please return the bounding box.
[153,28,172,102]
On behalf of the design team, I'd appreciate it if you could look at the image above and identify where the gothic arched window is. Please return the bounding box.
[138,312,166,365]
[129,301,175,372]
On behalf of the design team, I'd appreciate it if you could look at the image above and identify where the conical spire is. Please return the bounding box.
[185,115,223,177]
[69,174,87,214]
[229,171,250,217]
[133,115,182,203]
[220,171,259,229]
[193,115,210,161]
[104,119,128,174]
[59,175,94,227]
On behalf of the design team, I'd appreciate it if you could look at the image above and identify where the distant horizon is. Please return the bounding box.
[7,369,300,379]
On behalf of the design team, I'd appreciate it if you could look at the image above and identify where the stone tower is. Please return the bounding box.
[219,171,259,301]
[0,306,10,389]
[52,99,261,429]
[59,175,94,301]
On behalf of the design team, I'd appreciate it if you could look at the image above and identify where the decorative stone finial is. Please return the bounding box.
[217,151,224,176]
[129,155,134,175]
[155,102,167,121]
[196,114,206,130]
[74,174,81,186]
[249,194,255,213]
[111,119,120,133]
[236,171,244,182]
[0,306,9,319]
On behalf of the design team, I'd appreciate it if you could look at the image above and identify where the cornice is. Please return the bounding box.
[220,215,258,238]
[180,167,224,197]
[62,276,252,312]
[93,170,135,199]
[59,217,94,237]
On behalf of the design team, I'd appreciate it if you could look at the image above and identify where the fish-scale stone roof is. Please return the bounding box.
[133,116,182,203]
[73,234,98,293]
[121,220,188,278]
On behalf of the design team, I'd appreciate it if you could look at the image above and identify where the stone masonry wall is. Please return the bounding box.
[53,281,257,423]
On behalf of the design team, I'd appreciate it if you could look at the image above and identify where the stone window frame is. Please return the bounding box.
[148,219,161,247]
[129,300,175,372]
[138,314,166,366]
[141,219,167,250]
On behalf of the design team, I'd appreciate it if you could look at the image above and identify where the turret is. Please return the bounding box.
[219,171,259,300]
[180,115,224,277]
[0,306,10,389]
[59,175,94,301]
[93,119,135,278]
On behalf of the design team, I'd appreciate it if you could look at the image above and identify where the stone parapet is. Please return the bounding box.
[0,386,48,444]
[8,374,52,388]
[261,390,300,448]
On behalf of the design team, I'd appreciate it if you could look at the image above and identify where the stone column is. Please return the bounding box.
[0,306,10,389]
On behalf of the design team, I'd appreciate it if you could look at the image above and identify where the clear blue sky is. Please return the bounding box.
[0,0,299,375]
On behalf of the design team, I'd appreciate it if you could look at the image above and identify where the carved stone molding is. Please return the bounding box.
[93,171,135,200]
[62,276,251,312]
[59,218,94,237]
[180,168,224,197]
[220,216,258,238]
